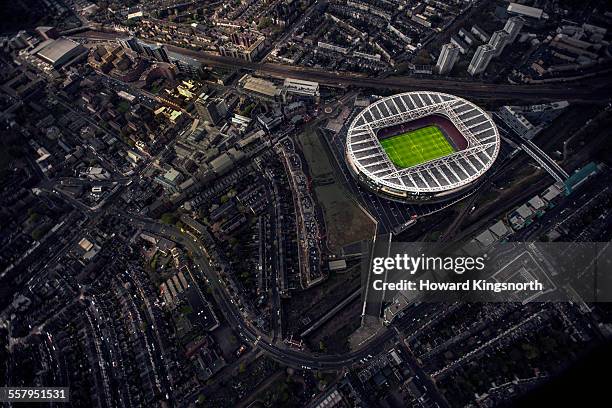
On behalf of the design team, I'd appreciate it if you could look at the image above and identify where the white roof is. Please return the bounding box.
[516,204,533,218]
[528,195,546,210]
[507,3,544,19]
[490,220,510,238]
[36,38,82,64]
[242,77,279,98]
[475,230,496,247]
[328,260,347,270]
[284,77,319,88]
[346,91,500,194]
[117,90,135,102]
[284,78,320,94]
[542,184,562,202]
[164,168,181,182]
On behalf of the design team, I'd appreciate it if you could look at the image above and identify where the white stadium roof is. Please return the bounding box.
[346,91,500,195]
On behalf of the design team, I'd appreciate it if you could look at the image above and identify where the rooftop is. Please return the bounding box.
[242,76,280,98]
[34,37,85,66]
[78,238,94,251]
[507,2,545,19]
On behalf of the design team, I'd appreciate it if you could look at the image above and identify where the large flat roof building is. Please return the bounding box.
[507,3,546,20]
[282,78,320,103]
[240,75,280,100]
[32,37,87,68]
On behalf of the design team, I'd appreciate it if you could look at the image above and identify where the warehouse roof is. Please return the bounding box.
[35,38,85,66]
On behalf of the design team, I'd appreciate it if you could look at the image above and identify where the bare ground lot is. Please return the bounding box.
[283,264,361,335]
[280,123,373,348]
[296,125,375,253]
[305,297,362,355]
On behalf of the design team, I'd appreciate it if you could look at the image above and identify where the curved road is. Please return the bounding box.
[125,213,394,371]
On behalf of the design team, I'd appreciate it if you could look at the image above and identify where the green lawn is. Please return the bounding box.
[380,125,455,168]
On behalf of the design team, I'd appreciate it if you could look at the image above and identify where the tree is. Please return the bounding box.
[241,103,255,118]
[27,212,40,224]
[31,225,50,241]
[258,17,272,30]
[160,212,178,225]
[117,101,130,113]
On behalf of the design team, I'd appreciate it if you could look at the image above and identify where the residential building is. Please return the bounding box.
[450,36,469,54]
[471,25,490,42]
[489,30,510,57]
[468,44,495,75]
[219,31,265,62]
[498,106,538,139]
[169,52,202,75]
[504,16,525,43]
[458,28,477,46]
[118,37,170,63]
[317,41,349,54]
[435,43,460,75]
[117,36,143,54]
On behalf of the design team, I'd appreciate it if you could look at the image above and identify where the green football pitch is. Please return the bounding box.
[380,125,455,168]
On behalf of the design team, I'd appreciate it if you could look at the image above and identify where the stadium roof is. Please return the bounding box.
[346,91,500,194]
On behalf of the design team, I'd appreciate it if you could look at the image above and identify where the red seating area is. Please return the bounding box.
[376,114,468,151]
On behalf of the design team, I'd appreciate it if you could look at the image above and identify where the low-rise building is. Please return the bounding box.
[31,37,87,68]
[240,75,280,100]
[282,78,320,104]
[219,31,265,62]
[507,2,547,20]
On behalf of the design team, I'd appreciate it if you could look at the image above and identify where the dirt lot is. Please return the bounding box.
[283,263,361,334]
[296,125,375,253]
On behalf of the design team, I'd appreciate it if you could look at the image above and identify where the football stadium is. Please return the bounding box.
[346,91,500,202]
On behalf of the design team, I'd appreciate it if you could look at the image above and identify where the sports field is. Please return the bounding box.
[380,125,455,168]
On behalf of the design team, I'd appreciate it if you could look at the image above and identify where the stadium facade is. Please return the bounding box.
[346,91,500,203]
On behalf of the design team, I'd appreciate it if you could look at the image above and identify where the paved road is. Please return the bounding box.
[124,213,395,371]
[73,31,612,103]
